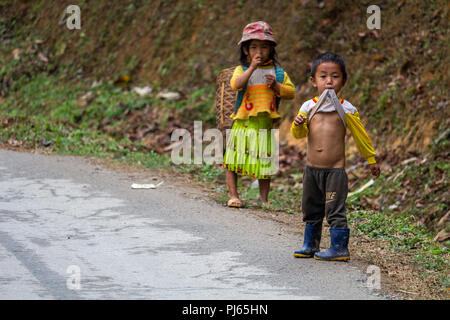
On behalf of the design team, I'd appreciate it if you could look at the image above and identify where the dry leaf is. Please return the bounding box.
[38,53,48,63]
[12,48,20,60]
[433,230,450,242]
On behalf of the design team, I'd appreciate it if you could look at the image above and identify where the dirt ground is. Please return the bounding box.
[85,156,449,300]
[0,141,447,300]
[0,143,448,300]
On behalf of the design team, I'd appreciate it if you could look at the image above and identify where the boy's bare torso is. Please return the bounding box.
[307,111,346,168]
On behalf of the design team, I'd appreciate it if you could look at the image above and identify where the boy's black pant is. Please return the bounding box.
[302,165,348,228]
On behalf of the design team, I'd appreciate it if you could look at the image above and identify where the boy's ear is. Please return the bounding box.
[243,46,249,56]
[310,76,317,87]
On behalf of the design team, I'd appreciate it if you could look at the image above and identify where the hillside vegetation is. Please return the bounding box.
[0,0,448,298]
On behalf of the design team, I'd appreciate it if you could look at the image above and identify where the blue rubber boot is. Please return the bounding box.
[294,224,322,258]
[314,228,350,261]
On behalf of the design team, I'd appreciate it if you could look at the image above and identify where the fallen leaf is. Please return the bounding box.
[163,140,183,152]
[132,86,152,96]
[433,230,450,242]
[420,72,435,87]
[157,91,181,101]
[415,202,424,208]
[400,190,408,201]
[370,30,380,38]
[38,53,48,63]
[372,54,385,61]
[114,75,131,86]
[432,9,440,18]
[401,157,417,165]
[12,48,20,60]
[437,211,449,227]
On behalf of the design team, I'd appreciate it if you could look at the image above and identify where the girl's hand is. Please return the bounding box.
[264,74,276,88]
[293,114,306,126]
[265,74,281,94]
[250,54,263,69]
[369,163,380,178]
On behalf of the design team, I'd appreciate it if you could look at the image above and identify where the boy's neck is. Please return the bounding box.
[315,91,344,100]
[317,89,341,96]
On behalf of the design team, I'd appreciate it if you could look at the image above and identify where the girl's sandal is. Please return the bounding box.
[227,198,243,208]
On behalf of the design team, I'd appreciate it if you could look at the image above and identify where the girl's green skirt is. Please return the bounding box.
[222,112,276,180]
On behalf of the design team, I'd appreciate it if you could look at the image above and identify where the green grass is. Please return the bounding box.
[349,207,444,260]
[347,205,449,292]
[0,61,219,178]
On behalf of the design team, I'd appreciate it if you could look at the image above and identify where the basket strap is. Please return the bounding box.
[234,66,248,115]
[220,82,225,126]
[274,66,284,110]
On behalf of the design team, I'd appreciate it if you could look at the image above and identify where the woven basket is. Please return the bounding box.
[215,67,236,133]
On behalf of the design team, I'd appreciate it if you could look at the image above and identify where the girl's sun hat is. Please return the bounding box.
[238,21,277,46]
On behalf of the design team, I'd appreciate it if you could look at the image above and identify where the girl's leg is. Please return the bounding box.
[258,178,271,203]
[226,169,241,206]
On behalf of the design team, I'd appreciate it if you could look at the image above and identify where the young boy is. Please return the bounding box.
[291,52,380,261]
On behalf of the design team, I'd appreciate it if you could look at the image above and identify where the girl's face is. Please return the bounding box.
[243,40,272,63]
[310,62,346,95]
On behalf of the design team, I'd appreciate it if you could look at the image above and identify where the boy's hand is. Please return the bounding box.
[293,114,306,126]
[369,163,380,178]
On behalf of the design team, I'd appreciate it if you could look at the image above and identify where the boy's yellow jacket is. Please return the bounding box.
[291,97,376,164]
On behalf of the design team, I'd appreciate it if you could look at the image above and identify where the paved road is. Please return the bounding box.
[0,149,388,299]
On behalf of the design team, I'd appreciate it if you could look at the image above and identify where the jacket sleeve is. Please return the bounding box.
[279,72,295,99]
[291,110,309,139]
[230,66,244,91]
[346,111,377,164]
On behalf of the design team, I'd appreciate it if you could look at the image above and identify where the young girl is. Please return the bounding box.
[222,21,295,208]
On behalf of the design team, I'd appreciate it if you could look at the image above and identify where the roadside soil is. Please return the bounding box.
[0,141,446,300]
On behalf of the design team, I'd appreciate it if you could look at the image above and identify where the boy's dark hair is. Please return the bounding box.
[239,40,278,67]
[310,52,347,81]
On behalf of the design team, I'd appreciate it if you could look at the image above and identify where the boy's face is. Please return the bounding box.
[310,62,346,96]
[243,40,272,63]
